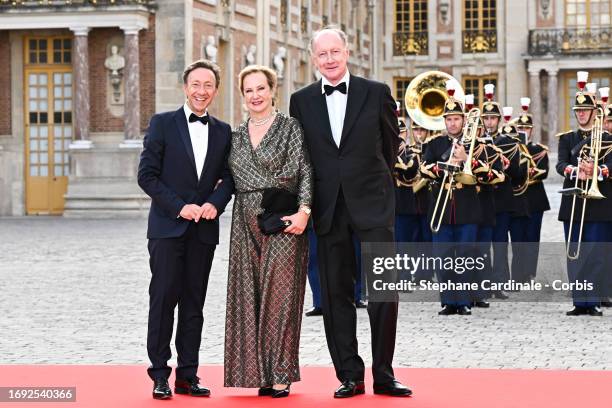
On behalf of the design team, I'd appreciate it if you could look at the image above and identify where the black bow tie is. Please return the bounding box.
[324,82,347,96]
[189,113,209,125]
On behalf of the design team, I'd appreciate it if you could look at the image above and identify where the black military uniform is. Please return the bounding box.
[420,99,485,315]
[557,88,612,316]
[516,111,550,282]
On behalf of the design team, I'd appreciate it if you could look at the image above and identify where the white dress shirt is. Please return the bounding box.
[183,103,209,179]
[321,70,350,147]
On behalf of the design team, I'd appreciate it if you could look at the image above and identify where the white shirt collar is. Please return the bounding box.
[321,70,350,94]
[183,102,208,123]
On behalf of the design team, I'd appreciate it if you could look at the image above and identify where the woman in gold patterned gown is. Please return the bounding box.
[224,65,313,398]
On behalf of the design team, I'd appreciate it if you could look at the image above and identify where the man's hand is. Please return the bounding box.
[282,211,309,235]
[200,203,218,220]
[180,204,203,221]
[583,160,594,177]
[451,142,467,165]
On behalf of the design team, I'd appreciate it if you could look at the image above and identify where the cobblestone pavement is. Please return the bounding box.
[1,181,611,370]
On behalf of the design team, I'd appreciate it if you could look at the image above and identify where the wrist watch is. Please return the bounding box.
[299,205,312,215]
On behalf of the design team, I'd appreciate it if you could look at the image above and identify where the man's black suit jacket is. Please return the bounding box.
[289,75,399,235]
[138,107,234,244]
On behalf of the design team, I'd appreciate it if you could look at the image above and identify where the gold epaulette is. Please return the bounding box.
[422,132,443,145]
[556,130,573,138]
[537,143,549,151]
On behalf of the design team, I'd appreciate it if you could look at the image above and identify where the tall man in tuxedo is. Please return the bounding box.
[289,27,411,398]
[138,60,234,400]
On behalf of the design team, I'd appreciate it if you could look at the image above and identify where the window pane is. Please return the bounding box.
[40,153,48,165]
[40,166,48,177]
[54,112,62,124]
[39,53,47,64]
[40,126,48,138]
[54,73,62,83]
[29,39,37,50]
[30,126,39,138]
[54,152,62,164]
[29,112,38,123]
[30,140,38,151]
[54,165,63,177]
[64,73,72,85]
[30,153,38,164]
[63,39,71,49]
[64,87,71,98]
[29,74,38,85]
[40,139,48,151]
[64,112,72,124]
[40,101,48,111]
[64,51,71,64]
[39,75,47,85]
[54,100,62,111]
[29,100,38,111]
[64,100,72,110]
[40,113,48,123]
[31,166,39,176]
[64,127,72,138]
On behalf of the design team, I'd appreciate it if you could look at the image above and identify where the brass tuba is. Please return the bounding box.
[405,71,465,132]
[405,71,465,193]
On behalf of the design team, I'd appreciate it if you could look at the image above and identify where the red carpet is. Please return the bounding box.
[1,365,610,407]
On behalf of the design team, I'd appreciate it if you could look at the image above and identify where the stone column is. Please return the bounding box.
[546,68,559,153]
[70,27,92,149]
[528,69,542,144]
[120,26,142,147]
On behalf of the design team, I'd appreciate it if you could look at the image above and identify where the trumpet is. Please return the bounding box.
[562,106,606,259]
[430,108,481,232]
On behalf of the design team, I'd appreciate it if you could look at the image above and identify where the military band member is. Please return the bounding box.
[603,102,612,308]
[482,88,528,298]
[557,76,612,316]
[473,116,505,307]
[420,97,487,315]
[394,103,424,243]
[515,99,550,282]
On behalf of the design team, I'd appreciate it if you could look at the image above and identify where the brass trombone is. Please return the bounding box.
[562,106,606,259]
[430,108,481,232]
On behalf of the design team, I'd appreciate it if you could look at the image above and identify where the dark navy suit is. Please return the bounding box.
[138,107,234,380]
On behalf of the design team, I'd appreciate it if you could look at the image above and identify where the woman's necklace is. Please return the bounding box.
[250,110,276,127]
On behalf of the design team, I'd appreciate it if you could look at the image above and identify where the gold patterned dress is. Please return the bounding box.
[224,112,313,388]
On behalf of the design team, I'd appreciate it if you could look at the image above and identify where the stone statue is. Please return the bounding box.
[104,45,125,103]
[204,35,218,62]
[272,46,287,78]
[104,45,125,76]
[245,44,256,66]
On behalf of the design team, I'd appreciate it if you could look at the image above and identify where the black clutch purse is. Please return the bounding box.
[257,187,298,235]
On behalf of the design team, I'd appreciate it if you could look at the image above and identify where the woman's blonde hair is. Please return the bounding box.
[238,65,278,94]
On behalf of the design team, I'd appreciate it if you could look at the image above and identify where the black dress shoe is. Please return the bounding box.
[373,380,412,397]
[457,306,472,315]
[493,291,509,300]
[471,301,490,308]
[356,300,367,309]
[305,307,323,316]
[566,306,587,316]
[588,306,603,316]
[334,380,365,398]
[271,384,290,398]
[438,305,457,315]
[152,378,172,400]
[258,387,274,396]
[174,376,210,397]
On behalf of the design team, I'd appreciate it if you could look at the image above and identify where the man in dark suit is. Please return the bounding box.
[138,59,234,400]
[289,27,411,398]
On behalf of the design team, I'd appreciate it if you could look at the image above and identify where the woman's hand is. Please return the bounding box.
[281,211,309,235]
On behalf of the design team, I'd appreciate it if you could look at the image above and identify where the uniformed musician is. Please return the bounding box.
[515,98,550,282]
[557,75,612,316]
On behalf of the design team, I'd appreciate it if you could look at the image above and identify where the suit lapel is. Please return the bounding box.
[310,81,336,148]
[339,75,368,149]
[199,115,219,183]
[174,108,197,176]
